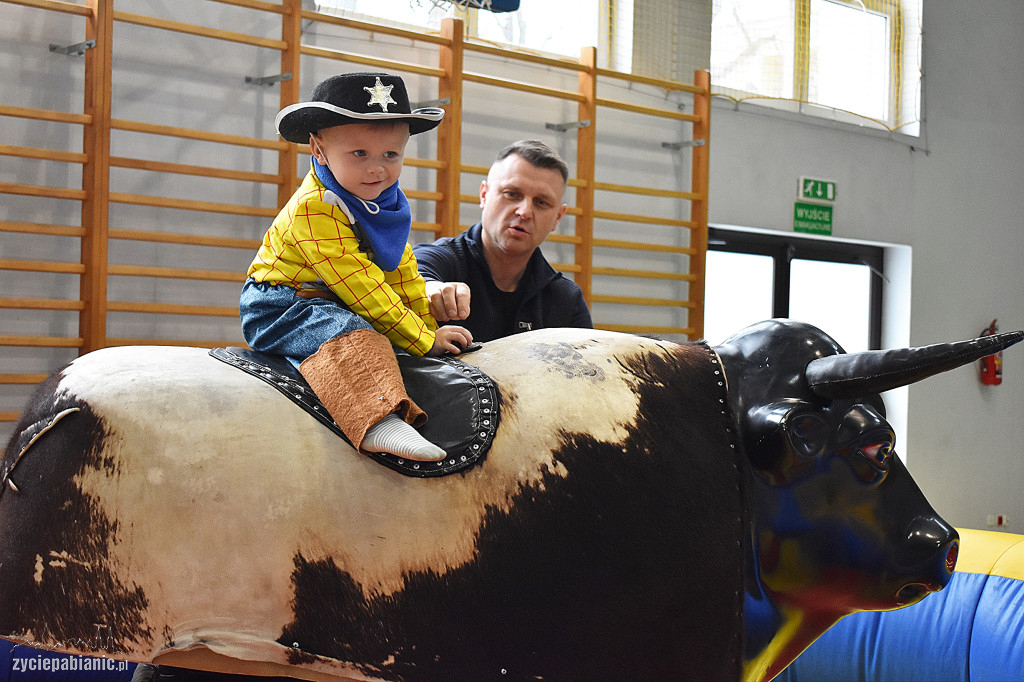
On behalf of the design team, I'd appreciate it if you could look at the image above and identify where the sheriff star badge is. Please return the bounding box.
[364,77,397,112]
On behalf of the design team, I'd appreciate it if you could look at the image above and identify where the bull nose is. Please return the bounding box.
[904,515,957,556]
[893,516,959,605]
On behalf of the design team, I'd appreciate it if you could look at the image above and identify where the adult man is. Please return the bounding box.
[413,140,593,342]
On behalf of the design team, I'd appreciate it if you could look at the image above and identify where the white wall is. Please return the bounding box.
[708,0,1024,530]
[905,1,1024,530]
[2,1,1022,531]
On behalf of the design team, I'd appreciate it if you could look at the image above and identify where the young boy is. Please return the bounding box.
[240,72,472,462]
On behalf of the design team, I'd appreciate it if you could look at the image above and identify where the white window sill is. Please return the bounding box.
[710,95,927,153]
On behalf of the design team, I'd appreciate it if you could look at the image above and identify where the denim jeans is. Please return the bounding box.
[239,279,373,370]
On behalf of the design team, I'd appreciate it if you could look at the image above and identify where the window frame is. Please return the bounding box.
[708,226,884,350]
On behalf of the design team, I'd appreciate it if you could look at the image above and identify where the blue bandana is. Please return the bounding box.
[312,157,411,272]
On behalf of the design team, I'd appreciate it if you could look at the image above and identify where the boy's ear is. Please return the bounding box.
[309,133,325,164]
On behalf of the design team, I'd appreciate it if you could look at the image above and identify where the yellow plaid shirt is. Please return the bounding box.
[247,169,437,356]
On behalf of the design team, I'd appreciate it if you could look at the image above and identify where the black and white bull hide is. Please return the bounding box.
[1,321,1020,682]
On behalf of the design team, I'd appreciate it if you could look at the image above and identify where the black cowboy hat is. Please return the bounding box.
[275,72,444,143]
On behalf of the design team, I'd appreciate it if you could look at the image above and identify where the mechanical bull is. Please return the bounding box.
[0,320,1020,682]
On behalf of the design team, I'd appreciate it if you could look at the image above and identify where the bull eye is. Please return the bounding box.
[788,413,828,459]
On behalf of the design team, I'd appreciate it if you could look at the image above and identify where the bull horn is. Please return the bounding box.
[805,330,1024,399]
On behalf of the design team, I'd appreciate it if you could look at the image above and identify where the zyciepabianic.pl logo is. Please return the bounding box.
[11,652,131,674]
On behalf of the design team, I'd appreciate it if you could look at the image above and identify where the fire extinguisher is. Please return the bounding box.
[980,319,1003,385]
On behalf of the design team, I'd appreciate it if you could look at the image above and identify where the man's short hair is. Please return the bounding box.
[494,139,569,184]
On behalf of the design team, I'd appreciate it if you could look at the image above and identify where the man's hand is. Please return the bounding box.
[425,280,471,322]
[427,325,474,356]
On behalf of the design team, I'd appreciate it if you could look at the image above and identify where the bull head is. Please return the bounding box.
[714,319,1023,682]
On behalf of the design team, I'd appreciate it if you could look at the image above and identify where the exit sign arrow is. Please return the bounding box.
[799,176,836,202]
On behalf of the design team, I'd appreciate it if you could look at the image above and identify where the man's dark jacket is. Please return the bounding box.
[413,223,593,342]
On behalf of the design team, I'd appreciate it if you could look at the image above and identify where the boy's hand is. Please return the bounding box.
[428,325,474,356]
[425,281,471,322]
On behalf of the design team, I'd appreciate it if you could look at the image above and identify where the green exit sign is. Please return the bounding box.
[799,176,836,202]
[794,202,833,235]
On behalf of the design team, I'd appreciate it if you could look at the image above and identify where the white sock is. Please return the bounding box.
[362,414,447,462]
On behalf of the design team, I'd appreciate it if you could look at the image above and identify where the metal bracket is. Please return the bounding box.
[245,73,292,86]
[545,120,591,132]
[661,139,706,151]
[412,97,451,109]
[49,40,95,56]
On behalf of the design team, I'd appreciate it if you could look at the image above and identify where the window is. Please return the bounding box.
[704,227,883,352]
[311,2,709,88]
[315,0,604,61]
[806,0,889,120]
[711,0,922,134]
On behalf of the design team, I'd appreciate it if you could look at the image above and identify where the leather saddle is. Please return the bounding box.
[210,347,500,478]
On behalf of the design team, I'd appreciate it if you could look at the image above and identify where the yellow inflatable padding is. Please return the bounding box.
[955,527,1024,581]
